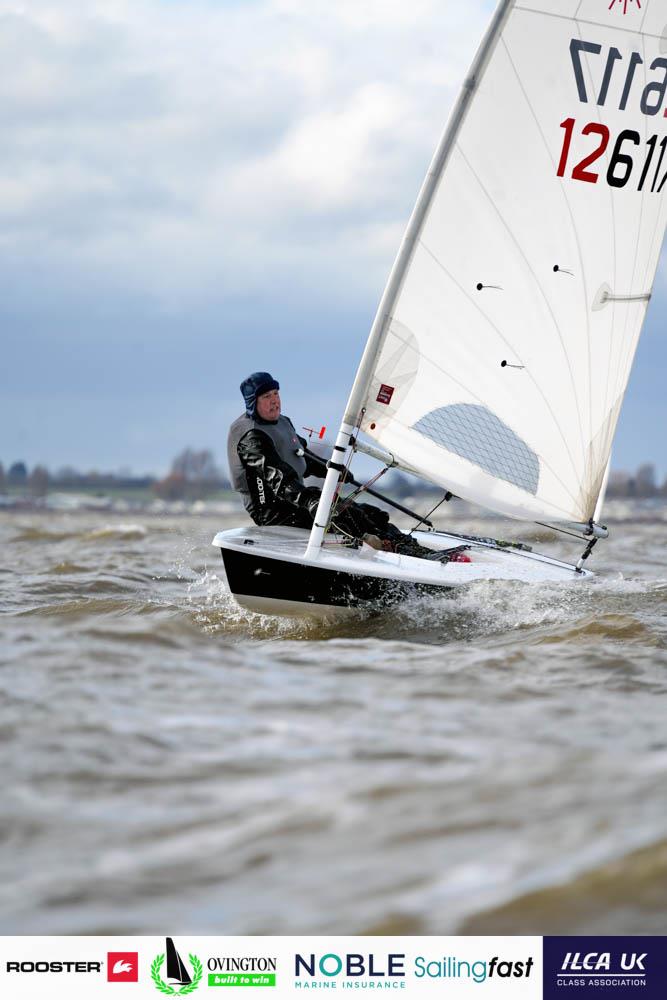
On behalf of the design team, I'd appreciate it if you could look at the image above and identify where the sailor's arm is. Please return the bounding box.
[296,434,355,483]
[296,435,327,479]
[237,429,320,510]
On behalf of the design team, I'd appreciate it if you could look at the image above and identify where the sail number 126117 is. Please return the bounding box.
[557,38,667,193]
[557,120,666,193]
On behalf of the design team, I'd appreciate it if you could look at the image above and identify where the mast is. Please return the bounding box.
[305,0,516,559]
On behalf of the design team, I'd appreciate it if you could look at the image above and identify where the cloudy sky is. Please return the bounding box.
[1,0,665,478]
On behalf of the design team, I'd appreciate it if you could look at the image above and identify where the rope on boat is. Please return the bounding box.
[408,493,451,536]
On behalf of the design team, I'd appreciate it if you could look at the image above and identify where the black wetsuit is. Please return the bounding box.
[227,412,400,541]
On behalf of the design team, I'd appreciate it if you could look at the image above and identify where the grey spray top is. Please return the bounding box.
[227,413,308,497]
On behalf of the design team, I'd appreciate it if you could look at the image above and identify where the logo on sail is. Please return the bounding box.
[151,938,203,995]
[608,0,641,14]
[376,384,395,405]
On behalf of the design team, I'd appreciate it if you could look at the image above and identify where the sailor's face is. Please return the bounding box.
[256,388,281,421]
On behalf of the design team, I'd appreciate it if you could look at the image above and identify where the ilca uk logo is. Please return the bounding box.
[151,938,203,995]
[543,936,667,999]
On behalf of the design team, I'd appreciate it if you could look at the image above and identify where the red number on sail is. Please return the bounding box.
[557,118,575,177]
[572,123,611,183]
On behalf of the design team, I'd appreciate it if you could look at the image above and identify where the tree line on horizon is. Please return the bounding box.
[1,455,665,502]
[0,449,231,500]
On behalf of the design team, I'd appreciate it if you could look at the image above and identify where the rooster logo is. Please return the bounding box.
[107,951,139,983]
[608,0,641,13]
[113,960,134,974]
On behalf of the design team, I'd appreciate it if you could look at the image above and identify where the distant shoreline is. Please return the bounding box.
[2,493,667,524]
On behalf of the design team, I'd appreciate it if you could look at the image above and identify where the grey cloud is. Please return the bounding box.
[2,1,664,473]
[0,0,493,304]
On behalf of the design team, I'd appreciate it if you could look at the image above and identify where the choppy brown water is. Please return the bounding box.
[1,505,666,936]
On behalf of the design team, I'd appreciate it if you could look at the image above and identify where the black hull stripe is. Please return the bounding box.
[221,547,453,609]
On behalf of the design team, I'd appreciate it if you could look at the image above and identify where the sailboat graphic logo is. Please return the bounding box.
[151,938,203,995]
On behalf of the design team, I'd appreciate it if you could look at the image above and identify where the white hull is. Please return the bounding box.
[213,525,591,619]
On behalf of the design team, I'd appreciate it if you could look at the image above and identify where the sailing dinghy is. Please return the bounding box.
[214,0,667,617]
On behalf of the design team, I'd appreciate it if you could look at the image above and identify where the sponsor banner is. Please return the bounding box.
[543,937,667,1000]
[6,935,665,998]
[0,936,540,999]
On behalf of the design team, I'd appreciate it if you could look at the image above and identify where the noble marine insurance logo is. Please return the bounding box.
[151,938,202,995]
[294,952,407,988]
[543,937,667,999]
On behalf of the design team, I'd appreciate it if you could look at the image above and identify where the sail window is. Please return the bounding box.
[413,404,540,495]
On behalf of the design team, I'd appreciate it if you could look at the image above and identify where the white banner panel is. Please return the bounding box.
[0,936,542,999]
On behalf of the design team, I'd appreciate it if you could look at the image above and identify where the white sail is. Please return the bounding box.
[348,0,667,528]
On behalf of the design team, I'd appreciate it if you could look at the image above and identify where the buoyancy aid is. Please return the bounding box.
[227,413,307,507]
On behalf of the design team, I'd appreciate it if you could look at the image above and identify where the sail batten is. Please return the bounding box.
[344,0,666,528]
[389,261,585,492]
[454,141,590,472]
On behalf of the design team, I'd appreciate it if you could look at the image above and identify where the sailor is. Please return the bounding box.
[227,371,433,554]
